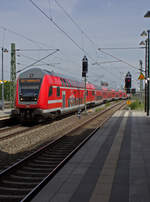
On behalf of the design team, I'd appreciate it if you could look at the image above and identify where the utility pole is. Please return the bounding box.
[1,47,8,110]
[84,75,87,112]
[10,43,16,108]
[145,40,148,112]
[1,48,4,110]
[147,30,150,116]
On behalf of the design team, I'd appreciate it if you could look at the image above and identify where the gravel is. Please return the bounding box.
[0,108,99,171]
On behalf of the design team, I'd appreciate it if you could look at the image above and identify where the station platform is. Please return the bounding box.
[31,109,150,202]
[0,108,12,119]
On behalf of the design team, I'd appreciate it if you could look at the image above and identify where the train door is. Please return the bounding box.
[62,91,66,108]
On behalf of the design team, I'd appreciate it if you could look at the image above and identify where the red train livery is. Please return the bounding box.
[12,68,127,120]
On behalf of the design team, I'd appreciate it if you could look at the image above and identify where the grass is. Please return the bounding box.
[105,102,110,107]
[95,102,110,112]
[129,100,144,110]
[95,107,105,112]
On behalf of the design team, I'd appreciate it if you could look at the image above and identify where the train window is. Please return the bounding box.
[92,91,95,96]
[76,82,79,88]
[68,80,72,87]
[49,86,53,96]
[68,99,71,107]
[57,87,60,96]
[60,78,64,86]
[66,79,69,86]
[63,79,67,87]
[66,79,70,87]
[72,81,76,87]
[60,78,65,86]
[96,96,102,100]
[103,92,106,96]
[69,80,72,86]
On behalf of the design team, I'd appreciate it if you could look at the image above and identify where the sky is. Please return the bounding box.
[0,0,150,90]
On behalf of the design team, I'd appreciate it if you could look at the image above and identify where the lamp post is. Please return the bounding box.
[147,30,150,115]
[1,48,4,110]
[144,11,150,115]
[141,31,150,116]
[139,39,148,112]
[144,11,150,18]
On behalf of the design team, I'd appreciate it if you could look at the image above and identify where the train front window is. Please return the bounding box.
[19,79,41,101]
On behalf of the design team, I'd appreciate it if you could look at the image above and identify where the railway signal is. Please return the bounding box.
[82,55,88,76]
[125,72,132,93]
[82,56,88,112]
[125,77,131,89]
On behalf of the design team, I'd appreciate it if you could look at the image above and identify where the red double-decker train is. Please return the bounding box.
[12,67,127,121]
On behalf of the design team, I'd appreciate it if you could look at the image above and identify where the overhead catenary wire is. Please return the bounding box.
[54,0,97,48]
[0,26,53,49]
[29,0,142,85]
[98,47,144,50]
[48,0,53,20]
[28,0,123,83]
[16,48,58,51]
[29,0,95,61]
[0,9,120,85]
[54,0,143,73]
[17,49,59,73]
[98,49,142,72]
[18,53,60,67]
[92,60,121,65]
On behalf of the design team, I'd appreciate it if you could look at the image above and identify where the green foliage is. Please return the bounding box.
[0,81,13,101]
[95,102,110,112]
[129,100,144,110]
[105,102,110,107]
[95,107,105,112]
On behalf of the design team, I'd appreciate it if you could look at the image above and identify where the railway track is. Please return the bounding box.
[0,117,15,128]
[0,113,72,141]
[0,101,126,202]
[0,123,49,142]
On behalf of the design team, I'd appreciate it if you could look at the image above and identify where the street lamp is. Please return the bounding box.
[144,11,150,115]
[141,31,147,37]
[144,11,150,18]
[147,30,150,116]
[139,38,148,113]
[1,48,8,110]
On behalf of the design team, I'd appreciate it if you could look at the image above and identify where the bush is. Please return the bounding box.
[129,100,144,110]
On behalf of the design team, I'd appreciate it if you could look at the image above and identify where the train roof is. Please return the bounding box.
[18,67,125,92]
[18,67,93,89]
[19,67,80,81]
[19,68,46,79]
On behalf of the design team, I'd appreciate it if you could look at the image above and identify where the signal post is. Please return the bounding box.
[125,72,132,94]
[82,56,88,112]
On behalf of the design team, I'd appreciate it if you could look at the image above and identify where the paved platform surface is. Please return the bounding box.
[0,108,12,119]
[31,110,150,202]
